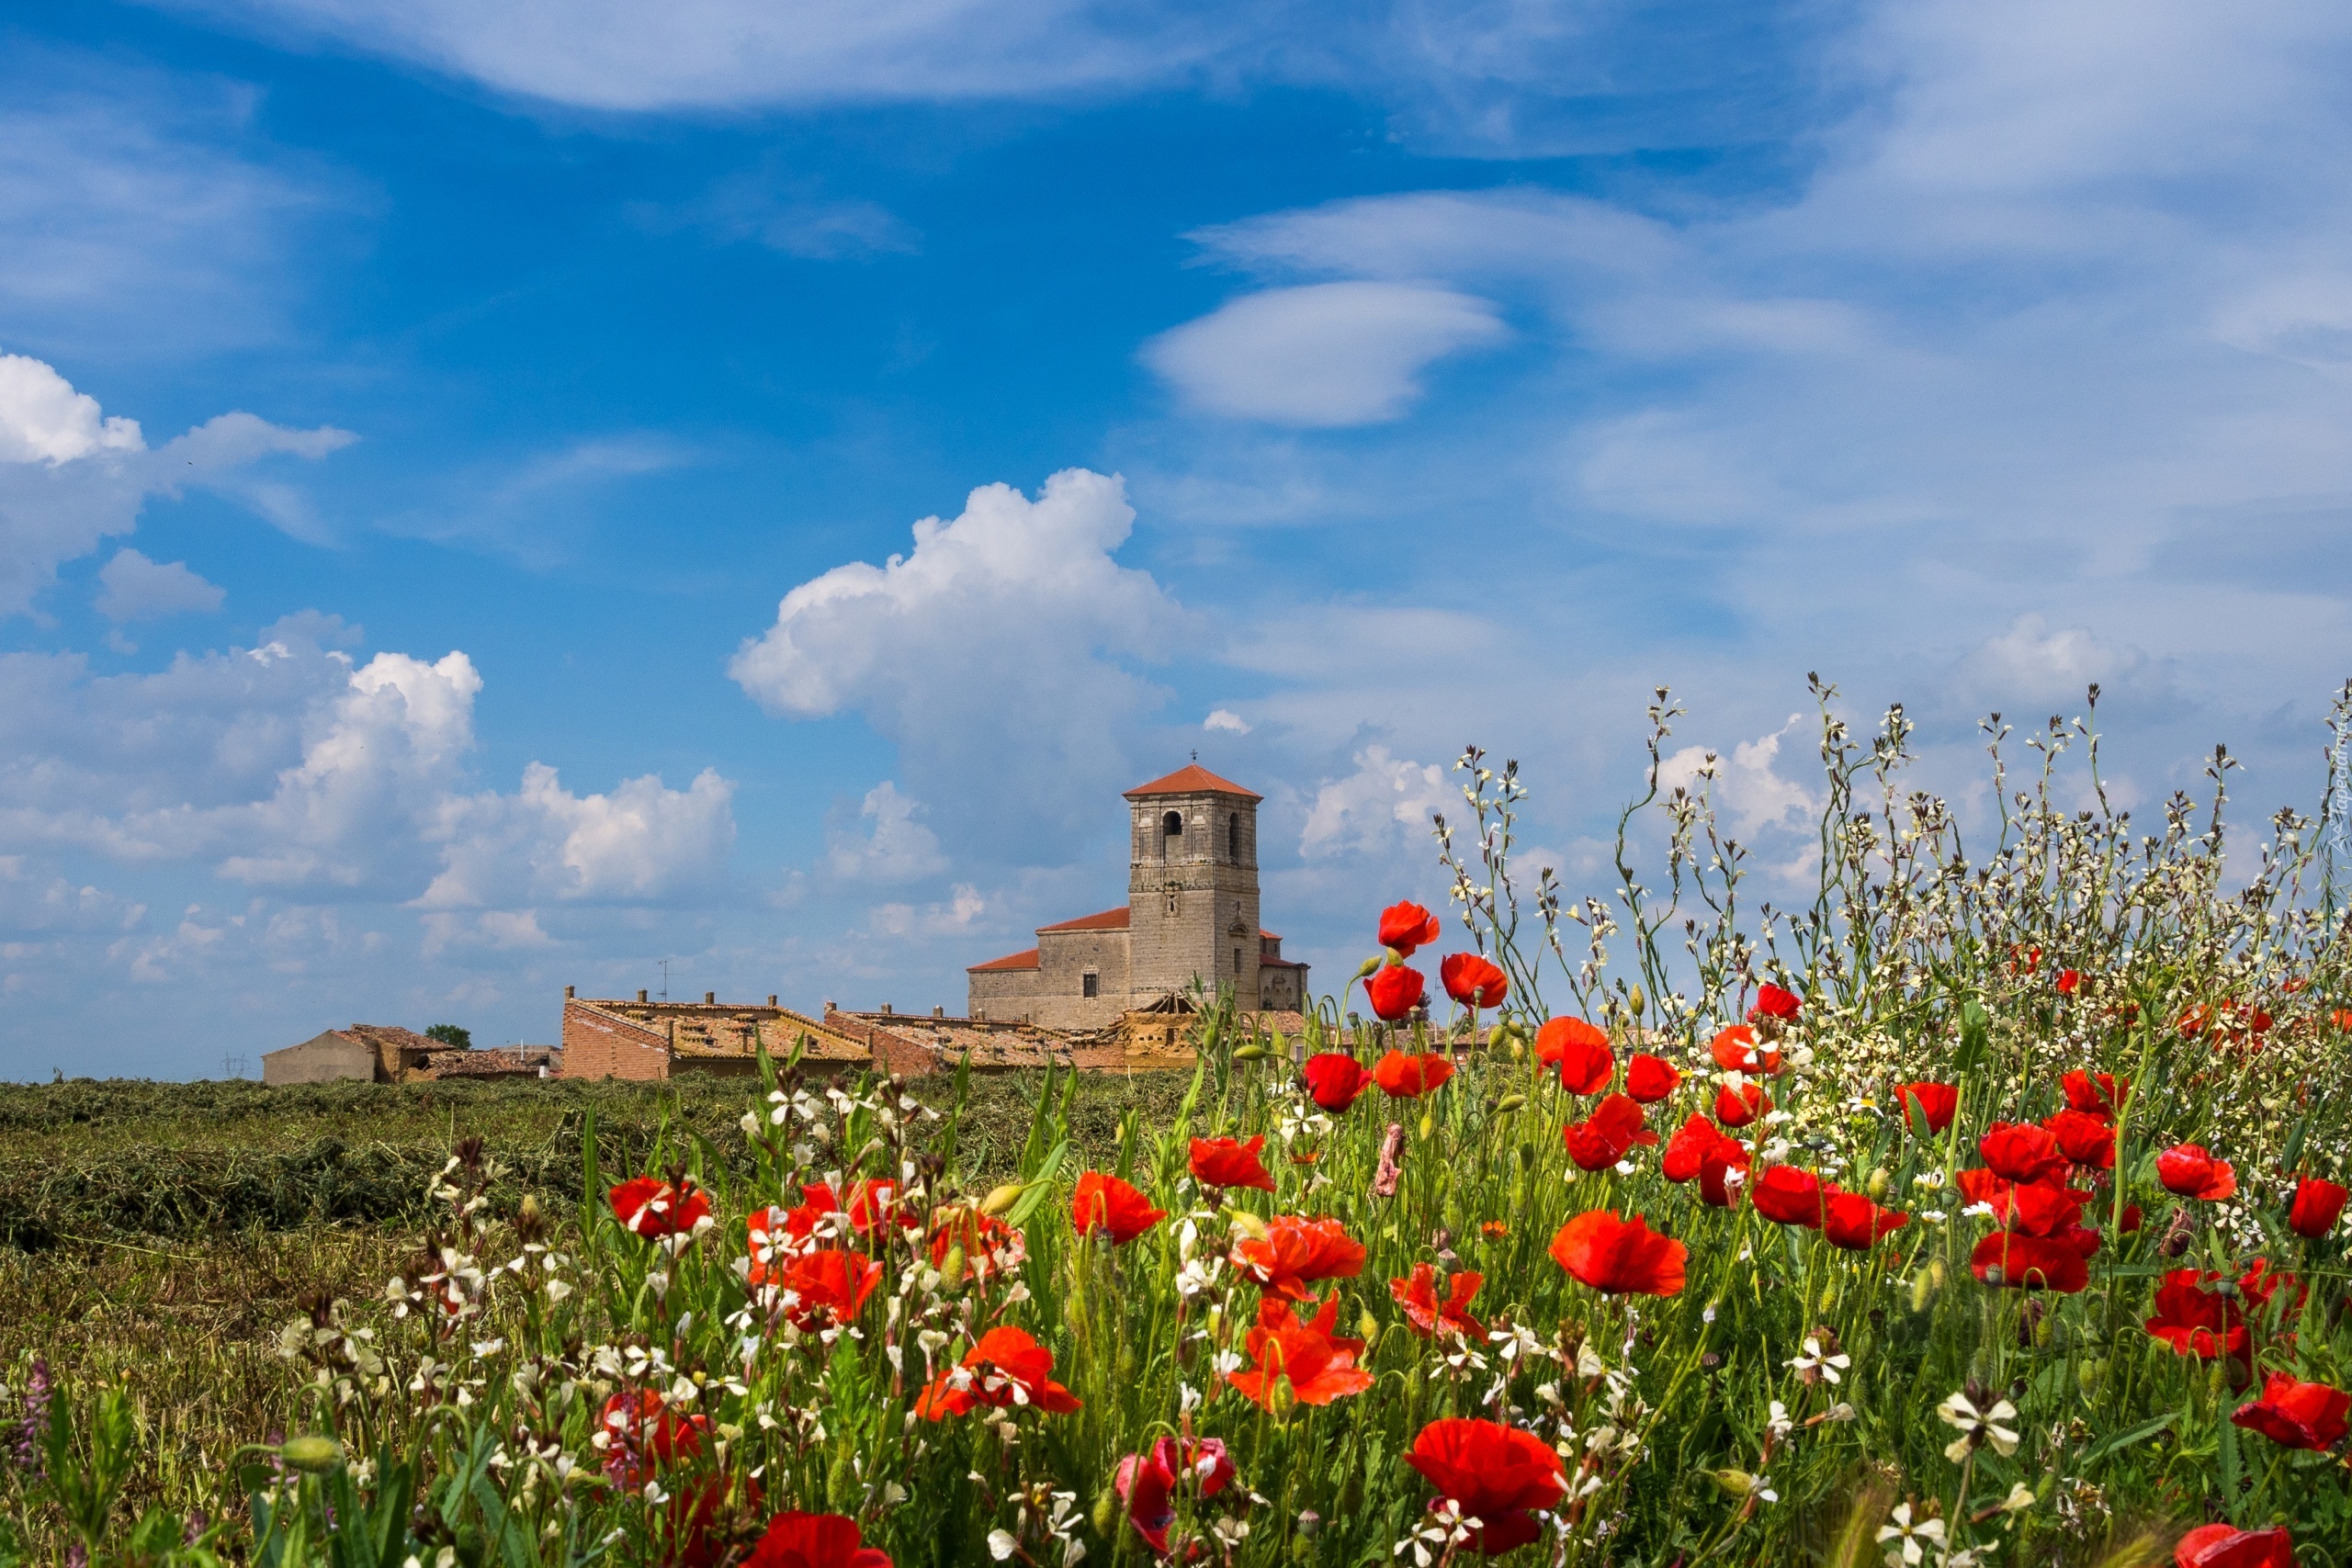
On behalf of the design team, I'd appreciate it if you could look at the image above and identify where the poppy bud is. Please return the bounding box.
[826,1448,855,1508]
[1227,1210,1270,1243]
[940,1245,967,1288]
[1496,1094,1527,1114]
[278,1436,343,1473]
[1295,1510,1324,1540]
[1518,1141,1538,1170]
[1354,954,1384,980]
[1866,1168,1891,1201]
[1359,1306,1381,1343]
[1910,1269,1935,1314]
[1233,1043,1268,1061]
[1091,1490,1119,1539]
[1627,984,1646,1018]
[1269,1374,1296,1419]
[979,1182,1024,1217]
[2077,1358,2105,1397]
[1706,1468,1758,1498]
[1418,1111,1434,1141]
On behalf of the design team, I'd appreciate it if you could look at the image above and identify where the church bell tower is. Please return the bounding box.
[1125,762,1261,1006]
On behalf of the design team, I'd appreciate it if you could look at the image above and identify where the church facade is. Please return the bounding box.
[967,763,1309,1030]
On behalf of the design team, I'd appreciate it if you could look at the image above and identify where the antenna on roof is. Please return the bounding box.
[658,958,673,1002]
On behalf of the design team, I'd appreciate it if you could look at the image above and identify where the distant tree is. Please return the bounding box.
[425,1023,472,1050]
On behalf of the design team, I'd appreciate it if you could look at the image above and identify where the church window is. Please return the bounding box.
[1162,809,1182,840]
[1082,972,1099,998]
[1227,814,1239,860]
[1233,947,1242,976]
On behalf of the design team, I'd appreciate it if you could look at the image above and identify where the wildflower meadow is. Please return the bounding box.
[8,679,2352,1568]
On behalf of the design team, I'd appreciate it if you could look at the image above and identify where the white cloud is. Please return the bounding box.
[1204,708,1250,734]
[730,468,1190,852]
[827,780,948,883]
[867,882,987,939]
[0,352,353,615]
[1144,282,1508,426]
[1656,716,1819,841]
[184,0,1240,110]
[1300,746,1449,858]
[1954,615,2152,711]
[96,548,225,622]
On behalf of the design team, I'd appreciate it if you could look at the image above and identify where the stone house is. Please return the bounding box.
[261,1026,561,1085]
[966,763,1309,1030]
[558,989,929,1080]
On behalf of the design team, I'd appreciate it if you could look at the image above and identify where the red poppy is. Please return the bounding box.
[1537,1017,1613,1094]
[1404,1418,1567,1556]
[1564,1093,1657,1171]
[1114,1438,1235,1556]
[609,1177,712,1240]
[2061,1070,2129,1121]
[1624,1053,1681,1103]
[2235,1257,2305,1315]
[926,1209,1025,1284]
[2009,943,2041,976]
[1378,900,1442,956]
[1661,1112,1732,1183]
[2041,1109,2117,1170]
[598,1390,708,1489]
[1440,953,1509,1009]
[1710,1023,1781,1075]
[2288,1176,2348,1239]
[2157,1144,2237,1201]
[1231,1214,1367,1302]
[1970,1230,2091,1292]
[2056,968,2081,994]
[1226,1294,1373,1409]
[1700,1141,1750,1210]
[1713,1080,1771,1128]
[1548,1210,1687,1297]
[774,1248,881,1331]
[2231,1373,2351,1450]
[1895,1081,1958,1134]
[1366,963,1427,1021]
[746,1513,892,1568]
[1302,1053,1372,1112]
[2335,1009,2352,1032]
[775,1179,906,1246]
[1749,1165,1828,1228]
[672,1479,754,1568]
[1979,1122,2070,1184]
[1391,1263,1486,1339]
[1750,983,1803,1021]
[1190,1135,1277,1192]
[2120,1203,2144,1234]
[2143,1269,2247,1359]
[1984,1178,2092,1238]
[913,1325,1080,1418]
[1374,1050,1454,1099]
[1822,1191,1909,1251]
[2172,1525,2298,1568]
[1071,1171,1168,1244]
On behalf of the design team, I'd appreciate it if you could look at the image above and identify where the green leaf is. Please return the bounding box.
[2080,1410,2177,1467]
[1007,1141,1068,1228]
[1954,999,1990,1077]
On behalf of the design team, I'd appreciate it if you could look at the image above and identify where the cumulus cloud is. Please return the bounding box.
[1204,708,1250,734]
[730,468,1190,852]
[96,548,225,622]
[0,351,354,614]
[826,781,948,883]
[1144,282,1508,426]
[1952,615,2152,711]
[1300,746,1449,858]
[1656,716,1819,842]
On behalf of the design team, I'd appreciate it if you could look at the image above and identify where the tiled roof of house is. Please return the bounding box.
[582,999,871,1063]
[1125,763,1261,801]
[967,947,1041,973]
[1037,907,1130,933]
[831,1010,1081,1071]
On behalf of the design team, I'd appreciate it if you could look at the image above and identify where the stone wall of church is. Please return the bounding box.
[968,965,1042,1021]
[1033,929,1130,1031]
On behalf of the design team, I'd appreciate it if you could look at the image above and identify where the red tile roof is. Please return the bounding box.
[1038,907,1131,933]
[1125,763,1261,801]
[967,947,1041,972]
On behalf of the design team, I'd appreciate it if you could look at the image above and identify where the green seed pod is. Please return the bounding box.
[278,1436,343,1473]
[1865,1168,1891,1201]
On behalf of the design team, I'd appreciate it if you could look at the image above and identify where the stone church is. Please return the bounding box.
[967,763,1309,1030]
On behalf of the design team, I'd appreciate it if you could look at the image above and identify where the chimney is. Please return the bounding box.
[881,1002,893,1015]
[823,999,835,1015]
[564,984,574,998]
[933,1005,944,1018]
[767,995,778,1008]
[637,988,649,1003]
[700,991,712,1005]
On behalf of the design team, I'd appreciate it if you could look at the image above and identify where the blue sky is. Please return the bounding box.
[5,0,2351,1077]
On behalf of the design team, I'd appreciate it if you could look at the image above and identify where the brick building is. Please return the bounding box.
[966,763,1309,1030]
[558,989,930,1080]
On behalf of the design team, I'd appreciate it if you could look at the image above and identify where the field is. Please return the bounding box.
[6,687,2352,1568]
